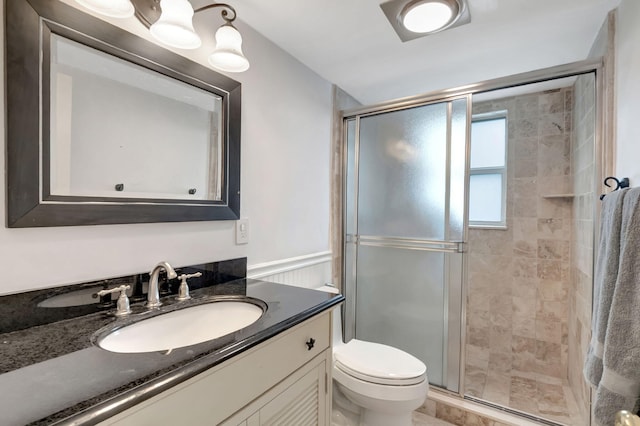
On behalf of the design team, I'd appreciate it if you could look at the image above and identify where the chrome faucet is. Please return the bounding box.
[146,261,177,308]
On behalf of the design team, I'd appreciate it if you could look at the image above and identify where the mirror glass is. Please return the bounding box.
[49,35,223,201]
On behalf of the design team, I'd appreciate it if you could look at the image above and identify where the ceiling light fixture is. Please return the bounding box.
[401,0,456,33]
[380,0,470,42]
[74,0,250,72]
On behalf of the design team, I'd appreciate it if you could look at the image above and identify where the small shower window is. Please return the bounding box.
[469,112,507,228]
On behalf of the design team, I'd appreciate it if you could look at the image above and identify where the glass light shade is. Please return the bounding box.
[74,0,135,18]
[208,25,250,73]
[402,0,455,33]
[150,0,202,49]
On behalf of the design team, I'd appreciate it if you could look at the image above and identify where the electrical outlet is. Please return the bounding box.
[236,218,249,244]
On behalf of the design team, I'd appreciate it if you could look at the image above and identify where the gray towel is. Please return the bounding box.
[585,187,640,426]
[585,189,627,387]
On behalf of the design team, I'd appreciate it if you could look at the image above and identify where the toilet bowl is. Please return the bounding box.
[333,338,429,426]
[316,285,429,426]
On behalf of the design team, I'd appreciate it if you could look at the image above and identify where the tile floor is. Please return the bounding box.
[412,411,455,426]
[464,357,586,425]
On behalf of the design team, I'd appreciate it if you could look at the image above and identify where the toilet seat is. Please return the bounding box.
[333,363,429,403]
[334,339,426,386]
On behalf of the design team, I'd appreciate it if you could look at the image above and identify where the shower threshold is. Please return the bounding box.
[464,395,569,426]
[425,388,577,426]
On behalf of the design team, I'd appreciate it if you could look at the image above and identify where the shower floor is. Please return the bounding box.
[464,351,585,425]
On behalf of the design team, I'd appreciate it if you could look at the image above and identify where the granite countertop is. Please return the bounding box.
[0,279,343,426]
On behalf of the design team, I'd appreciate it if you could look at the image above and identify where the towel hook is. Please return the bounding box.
[600,177,630,200]
[604,176,629,191]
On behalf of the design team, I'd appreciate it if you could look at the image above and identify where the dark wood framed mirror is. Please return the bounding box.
[5,0,241,227]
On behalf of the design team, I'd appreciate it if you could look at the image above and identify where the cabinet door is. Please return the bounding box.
[260,360,326,425]
[221,351,330,426]
[230,412,259,426]
[246,413,260,426]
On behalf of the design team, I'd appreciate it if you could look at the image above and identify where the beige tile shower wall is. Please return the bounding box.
[568,74,596,417]
[466,88,574,408]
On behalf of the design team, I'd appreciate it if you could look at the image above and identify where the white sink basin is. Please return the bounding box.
[98,301,265,353]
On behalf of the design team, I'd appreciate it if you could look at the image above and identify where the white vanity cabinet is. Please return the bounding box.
[98,311,332,426]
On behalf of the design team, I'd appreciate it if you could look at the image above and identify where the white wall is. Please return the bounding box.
[0,1,332,295]
[615,0,640,183]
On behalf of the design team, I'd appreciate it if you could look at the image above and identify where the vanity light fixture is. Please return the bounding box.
[74,0,250,72]
[380,0,470,42]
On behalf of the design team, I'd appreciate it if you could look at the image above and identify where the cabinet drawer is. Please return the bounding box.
[100,312,330,426]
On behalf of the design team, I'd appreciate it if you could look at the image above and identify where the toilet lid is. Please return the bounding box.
[334,339,427,386]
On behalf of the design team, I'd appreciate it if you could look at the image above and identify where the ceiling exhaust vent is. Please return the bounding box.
[380,0,471,42]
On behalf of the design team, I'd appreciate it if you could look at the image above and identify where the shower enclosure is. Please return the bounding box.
[342,65,600,425]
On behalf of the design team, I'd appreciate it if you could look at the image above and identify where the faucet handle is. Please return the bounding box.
[176,272,202,301]
[97,285,131,316]
[179,272,203,280]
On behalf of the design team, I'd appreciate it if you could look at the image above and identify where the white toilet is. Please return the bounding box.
[317,285,429,426]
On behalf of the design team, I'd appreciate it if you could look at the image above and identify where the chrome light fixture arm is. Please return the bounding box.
[193,3,237,24]
[130,0,236,29]
[129,0,163,28]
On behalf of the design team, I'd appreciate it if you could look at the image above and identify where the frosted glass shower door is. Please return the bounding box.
[344,97,469,392]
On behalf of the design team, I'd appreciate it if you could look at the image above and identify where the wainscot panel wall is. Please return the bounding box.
[248,252,332,289]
